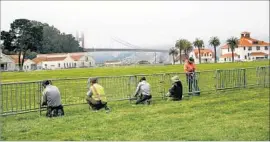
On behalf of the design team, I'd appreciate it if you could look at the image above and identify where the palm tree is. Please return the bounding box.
[193,38,204,64]
[183,40,193,58]
[175,39,183,64]
[209,36,221,63]
[169,47,178,65]
[226,37,239,62]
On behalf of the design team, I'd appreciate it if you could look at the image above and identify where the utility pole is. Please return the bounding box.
[154,52,156,64]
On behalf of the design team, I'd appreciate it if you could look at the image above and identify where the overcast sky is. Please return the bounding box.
[1,1,269,49]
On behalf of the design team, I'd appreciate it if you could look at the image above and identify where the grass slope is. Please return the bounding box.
[1,61,269,83]
[1,88,269,141]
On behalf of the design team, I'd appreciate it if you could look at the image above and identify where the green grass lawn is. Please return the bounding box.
[1,87,269,141]
[0,61,269,140]
[1,61,269,83]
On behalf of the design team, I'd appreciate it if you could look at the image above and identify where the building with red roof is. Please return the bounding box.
[220,32,269,62]
[32,52,95,70]
[189,48,214,64]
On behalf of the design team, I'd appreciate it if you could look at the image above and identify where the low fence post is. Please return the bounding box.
[243,68,246,88]
[162,73,165,99]
[0,82,2,115]
[128,76,136,104]
[38,81,42,116]
[263,67,267,88]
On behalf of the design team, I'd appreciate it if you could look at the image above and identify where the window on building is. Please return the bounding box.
[265,46,268,50]
[248,53,250,57]
[256,46,260,50]
[228,48,229,52]
[74,63,76,67]
[248,47,252,51]
[58,63,60,67]
[253,41,258,44]
[265,55,268,59]
[243,47,246,50]
[245,55,247,59]
[224,58,226,61]
[229,58,231,61]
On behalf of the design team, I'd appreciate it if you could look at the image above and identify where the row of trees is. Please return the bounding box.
[1,19,84,70]
[169,36,239,64]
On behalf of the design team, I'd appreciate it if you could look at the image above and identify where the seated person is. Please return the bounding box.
[41,80,64,117]
[86,77,110,112]
[165,75,183,101]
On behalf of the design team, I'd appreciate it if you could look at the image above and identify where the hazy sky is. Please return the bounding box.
[1,1,269,49]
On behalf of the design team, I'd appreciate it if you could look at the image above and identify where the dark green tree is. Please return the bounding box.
[1,19,43,70]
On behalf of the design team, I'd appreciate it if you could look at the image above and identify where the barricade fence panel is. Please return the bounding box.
[215,69,247,90]
[255,66,269,87]
[1,81,42,114]
[0,66,269,115]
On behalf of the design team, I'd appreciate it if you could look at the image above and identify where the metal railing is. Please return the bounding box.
[0,66,269,115]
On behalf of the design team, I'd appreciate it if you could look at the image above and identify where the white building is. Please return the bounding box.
[32,52,95,70]
[104,60,122,67]
[189,48,214,64]
[23,59,36,71]
[220,32,270,62]
[33,55,75,70]
[0,50,16,71]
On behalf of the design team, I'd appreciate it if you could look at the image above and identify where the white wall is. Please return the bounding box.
[0,54,16,71]
[41,56,76,70]
[221,45,269,62]
[23,60,35,71]
[75,55,96,68]
[189,51,214,64]
[37,53,96,69]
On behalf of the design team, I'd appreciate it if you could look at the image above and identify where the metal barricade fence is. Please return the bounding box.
[256,66,270,87]
[0,81,43,114]
[0,66,269,115]
[215,68,247,90]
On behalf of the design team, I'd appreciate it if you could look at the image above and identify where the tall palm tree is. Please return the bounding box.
[226,37,239,62]
[175,39,184,64]
[209,36,221,63]
[183,40,193,58]
[169,47,178,65]
[193,38,204,64]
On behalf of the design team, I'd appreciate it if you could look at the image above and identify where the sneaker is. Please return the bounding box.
[105,106,111,113]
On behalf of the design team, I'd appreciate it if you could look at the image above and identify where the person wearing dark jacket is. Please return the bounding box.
[165,75,183,101]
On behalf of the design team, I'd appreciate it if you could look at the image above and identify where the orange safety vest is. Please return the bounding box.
[184,62,196,73]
